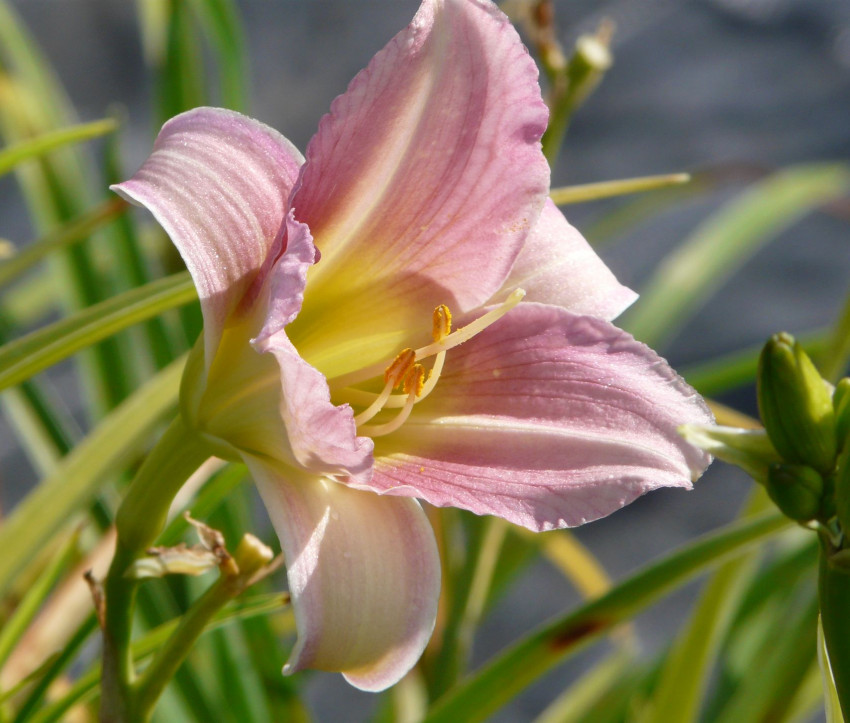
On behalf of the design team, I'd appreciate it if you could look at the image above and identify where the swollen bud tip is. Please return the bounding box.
[757,332,836,474]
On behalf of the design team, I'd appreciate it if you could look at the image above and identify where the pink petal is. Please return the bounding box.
[244,457,440,691]
[112,107,304,360]
[495,199,638,320]
[254,210,318,341]
[251,322,374,484]
[251,216,372,481]
[287,0,550,374]
[362,303,713,531]
[190,213,370,480]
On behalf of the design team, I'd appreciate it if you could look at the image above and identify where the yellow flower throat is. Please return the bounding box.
[329,289,525,438]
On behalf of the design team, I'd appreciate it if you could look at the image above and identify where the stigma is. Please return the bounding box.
[337,290,524,438]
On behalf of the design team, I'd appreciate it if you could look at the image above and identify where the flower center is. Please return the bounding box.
[330,289,525,438]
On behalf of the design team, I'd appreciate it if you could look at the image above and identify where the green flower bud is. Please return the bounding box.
[757,333,836,473]
[820,472,837,521]
[766,463,825,522]
[834,378,850,453]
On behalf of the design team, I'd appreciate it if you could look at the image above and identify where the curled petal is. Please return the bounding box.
[495,199,638,320]
[364,304,713,531]
[112,107,304,360]
[254,210,318,341]
[251,324,374,483]
[252,219,372,481]
[288,0,550,375]
[245,458,440,691]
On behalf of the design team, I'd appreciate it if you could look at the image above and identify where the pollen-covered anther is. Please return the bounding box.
[384,348,416,388]
[403,364,426,397]
[337,290,525,422]
[432,304,452,342]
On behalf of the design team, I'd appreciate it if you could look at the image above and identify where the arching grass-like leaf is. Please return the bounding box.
[0,272,195,392]
[0,118,117,177]
[23,593,292,723]
[0,357,184,599]
[636,492,771,723]
[622,164,850,348]
[423,512,790,723]
[550,173,690,205]
[0,199,127,290]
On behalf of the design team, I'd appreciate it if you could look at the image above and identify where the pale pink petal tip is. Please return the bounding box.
[497,199,638,321]
[246,460,440,691]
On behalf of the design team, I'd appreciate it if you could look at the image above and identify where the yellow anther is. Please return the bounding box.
[403,363,426,397]
[432,304,452,342]
[384,348,415,388]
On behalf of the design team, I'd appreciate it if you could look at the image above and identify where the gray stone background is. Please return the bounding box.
[2,0,850,720]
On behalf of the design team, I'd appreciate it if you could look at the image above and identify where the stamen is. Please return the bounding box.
[358,365,425,437]
[384,348,416,386]
[352,348,415,426]
[341,289,525,435]
[403,363,426,396]
[433,304,452,341]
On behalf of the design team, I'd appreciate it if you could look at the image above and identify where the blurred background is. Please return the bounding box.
[2,0,849,719]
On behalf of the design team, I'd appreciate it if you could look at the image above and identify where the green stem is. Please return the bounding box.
[133,565,254,715]
[100,415,211,722]
[541,28,612,165]
[818,538,850,721]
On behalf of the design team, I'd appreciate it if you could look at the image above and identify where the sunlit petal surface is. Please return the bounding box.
[246,459,440,691]
[366,304,712,531]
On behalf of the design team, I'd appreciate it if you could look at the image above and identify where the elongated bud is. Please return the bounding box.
[679,424,780,484]
[765,463,824,522]
[757,333,836,473]
[834,378,850,453]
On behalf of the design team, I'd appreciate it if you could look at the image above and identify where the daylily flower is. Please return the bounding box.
[113,0,713,692]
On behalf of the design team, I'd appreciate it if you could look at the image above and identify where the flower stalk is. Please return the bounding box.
[541,21,613,164]
[100,415,211,722]
[132,535,279,719]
